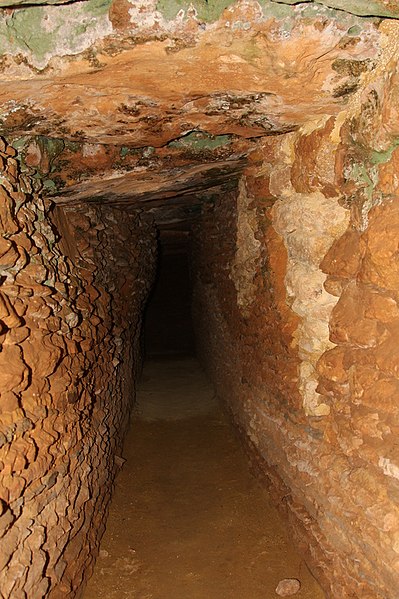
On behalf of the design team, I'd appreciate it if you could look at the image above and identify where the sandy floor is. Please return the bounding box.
[82,357,325,599]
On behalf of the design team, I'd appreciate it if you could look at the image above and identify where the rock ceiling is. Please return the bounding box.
[0,0,395,234]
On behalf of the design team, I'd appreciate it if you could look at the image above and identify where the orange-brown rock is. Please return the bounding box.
[1,2,399,599]
[359,200,399,291]
[0,5,381,145]
[321,229,363,279]
[0,137,156,598]
[330,282,386,347]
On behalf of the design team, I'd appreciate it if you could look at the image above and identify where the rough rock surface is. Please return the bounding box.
[0,0,381,144]
[275,578,301,596]
[1,0,399,17]
[273,0,399,18]
[191,27,399,597]
[0,137,156,597]
[1,1,399,599]
[272,142,350,415]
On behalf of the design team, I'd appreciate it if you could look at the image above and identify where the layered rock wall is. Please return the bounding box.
[0,137,156,598]
[191,38,399,595]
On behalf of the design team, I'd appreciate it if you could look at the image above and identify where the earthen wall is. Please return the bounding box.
[0,138,156,598]
[192,83,399,597]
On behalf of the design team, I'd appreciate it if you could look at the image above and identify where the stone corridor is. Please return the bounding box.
[82,357,325,599]
[1,1,399,598]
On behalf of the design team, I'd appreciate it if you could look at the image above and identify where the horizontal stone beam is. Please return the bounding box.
[0,0,397,18]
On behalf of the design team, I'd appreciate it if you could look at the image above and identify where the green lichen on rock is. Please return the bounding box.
[0,7,51,61]
[350,161,376,200]
[269,0,399,18]
[156,0,297,21]
[264,0,381,28]
[10,135,68,191]
[258,0,294,19]
[370,139,399,165]
[318,0,399,17]
[0,0,112,68]
[82,0,112,17]
[10,136,29,153]
[156,0,235,22]
[346,139,399,207]
[168,131,233,151]
[38,136,65,163]
[0,0,69,5]
[42,178,57,191]
[120,147,131,158]
[156,0,379,25]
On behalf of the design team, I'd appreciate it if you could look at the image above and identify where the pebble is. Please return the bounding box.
[275,578,301,596]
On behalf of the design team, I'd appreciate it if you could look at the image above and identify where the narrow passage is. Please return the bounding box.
[83,358,325,599]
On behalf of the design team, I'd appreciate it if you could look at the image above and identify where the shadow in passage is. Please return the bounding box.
[83,357,325,599]
[143,245,195,359]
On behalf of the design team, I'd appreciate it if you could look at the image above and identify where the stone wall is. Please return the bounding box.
[0,137,156,598]
[191,43,399,595]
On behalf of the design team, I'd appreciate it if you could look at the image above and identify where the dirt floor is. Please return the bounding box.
[82,357,326,599]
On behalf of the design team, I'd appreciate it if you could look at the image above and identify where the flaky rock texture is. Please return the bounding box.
[0,0,382,144]
[1,1,399,598]
[191,28,399,596]
[0,137,156,597]
[272,142,350,416]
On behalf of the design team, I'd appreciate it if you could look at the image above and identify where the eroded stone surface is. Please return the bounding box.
[230,178,261,313]
[191,36,399,597]
[275,578,301,596]
[0,1,381,144]
[270,0,399,18]
[0,137,156,598]
[272,172,349,415]
[1,0,398,18]
[1,3,399,599]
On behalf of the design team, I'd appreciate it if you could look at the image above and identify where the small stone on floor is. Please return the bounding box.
[275,578,301,596]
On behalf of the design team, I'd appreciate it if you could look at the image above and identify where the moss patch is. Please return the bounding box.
[156,0,235,22]
[156,0,378,28]
[157,0,303,21]
[168,131,233,151]
[156,0,296,21]
[0,0,112,68]
[370,139,399,165]
[270,0,399,18]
